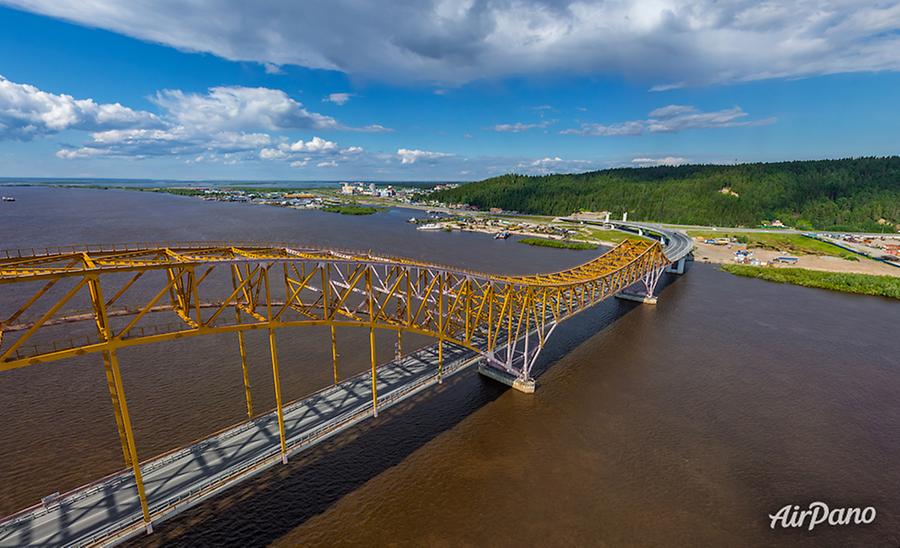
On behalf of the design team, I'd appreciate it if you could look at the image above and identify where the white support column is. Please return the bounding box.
[641,266,664,298]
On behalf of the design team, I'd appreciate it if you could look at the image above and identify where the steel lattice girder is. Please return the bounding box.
[0,240,670,371]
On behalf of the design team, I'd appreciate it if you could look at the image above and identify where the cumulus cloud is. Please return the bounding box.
[4,1,900,86]
[57,126,272,159]
[0,75,161,140]
[562,105,774,136]
[631,156,689,167]
[0,75,386,161]
[491,120,553,133]
[150,86,345,132]
[397,148,452,164]
[255,136,361,168]
[324,92,352,105]
[287,136,337,152]
[259,147,287,160]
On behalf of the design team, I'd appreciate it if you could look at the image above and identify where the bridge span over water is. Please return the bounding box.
[0,223,691,546]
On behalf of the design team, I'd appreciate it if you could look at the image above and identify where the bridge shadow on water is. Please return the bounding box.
[132,269,688,547]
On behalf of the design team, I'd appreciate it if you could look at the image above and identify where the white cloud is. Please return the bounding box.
[631,156,689,167]
[397,148,452,164]
[649,82,687,92]
[491,120,553,133]
[562,105,774,136]
[561,121,645,137]
[263,63,284,74]
[259,147,287,160]
[5,1,900,86]
[287,136,337,152]
[517,156,595,174]
[55,147,107,159]
[0,75,385,161]
[255,136,361,168]
[531,156,563,167]
[151,86,343,132]
[0,74,160,140]
[356,124,392,133]
[57,126,273,159]
[324,92,352,105]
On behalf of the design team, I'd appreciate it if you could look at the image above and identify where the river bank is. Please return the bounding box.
[693,239,899,277]
[721,264,900,299]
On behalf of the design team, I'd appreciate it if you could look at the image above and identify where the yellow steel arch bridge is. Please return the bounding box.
[0,236,676,544]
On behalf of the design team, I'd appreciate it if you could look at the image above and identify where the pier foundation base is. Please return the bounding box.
[615,291,658,305]
[478,364,536,393]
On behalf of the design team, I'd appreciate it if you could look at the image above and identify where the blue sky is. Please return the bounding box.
[0,1,899,181]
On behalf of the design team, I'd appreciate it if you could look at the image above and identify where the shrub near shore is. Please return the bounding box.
[721,264,900,299]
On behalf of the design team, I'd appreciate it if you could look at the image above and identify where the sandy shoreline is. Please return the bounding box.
[693,240,900,277]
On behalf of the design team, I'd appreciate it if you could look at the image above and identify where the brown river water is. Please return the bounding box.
[0,186,898,547]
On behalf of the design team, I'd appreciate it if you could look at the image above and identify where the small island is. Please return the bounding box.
[518,237,598,250]
[321,204,380,215]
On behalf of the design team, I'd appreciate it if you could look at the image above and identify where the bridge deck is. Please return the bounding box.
[0,343,477,547]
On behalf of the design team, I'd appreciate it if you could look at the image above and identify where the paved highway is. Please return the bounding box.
[560,218,694,263]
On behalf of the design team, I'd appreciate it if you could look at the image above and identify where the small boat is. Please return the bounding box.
[407,217,417,223]
[416,223,443,231]
[494,231,510,240]
[1,196,14,202]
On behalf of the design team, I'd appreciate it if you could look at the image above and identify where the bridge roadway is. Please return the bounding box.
[0,342,479,547]
[562,218,694,263]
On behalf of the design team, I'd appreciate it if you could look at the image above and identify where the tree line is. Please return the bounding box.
[430,157,900,231]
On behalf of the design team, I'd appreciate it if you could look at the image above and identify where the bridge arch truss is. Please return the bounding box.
[0,238,671,530]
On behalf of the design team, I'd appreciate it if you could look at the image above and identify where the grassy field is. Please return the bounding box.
[519,237,598,250]
[688,231,858,260]
[576,226,646,244]
[721,264,900,299]
[321,204,380,215]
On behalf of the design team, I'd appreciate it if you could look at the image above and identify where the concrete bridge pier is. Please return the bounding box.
[477,328,545,394]
[478,364,536,393]
[615,264,666,305]
[666,257,686,274]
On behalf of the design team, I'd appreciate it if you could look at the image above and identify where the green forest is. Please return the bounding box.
[430,157,900,231]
